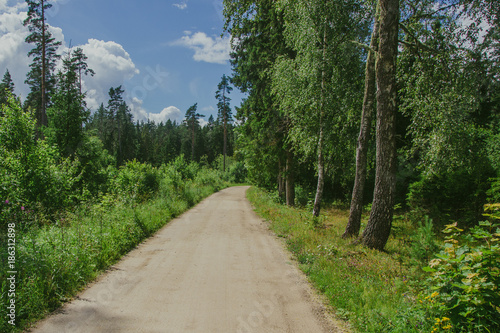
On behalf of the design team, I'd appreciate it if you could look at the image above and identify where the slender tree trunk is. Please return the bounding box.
[343,13,380,239]
[223,114,227,172]
[312,24,327,217]
[223,91,227,172]
[41,0,47,128]
[285,149,295,206]
[191,123,195,161]
[312,130,324,217]
[278,159,285,200]
[360,0,399,251]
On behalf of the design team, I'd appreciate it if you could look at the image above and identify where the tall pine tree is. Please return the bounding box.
[184,103,204,161]
[23,0,61,131]
[46,49,93,157]
[215,74,233,172]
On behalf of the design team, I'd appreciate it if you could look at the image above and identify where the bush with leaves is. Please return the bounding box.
[0,94,80,223]
[111,160,160,202]
[422,206,500,332]
[227,161,247,183]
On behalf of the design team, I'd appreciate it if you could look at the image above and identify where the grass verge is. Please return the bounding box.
[247,186,435,333]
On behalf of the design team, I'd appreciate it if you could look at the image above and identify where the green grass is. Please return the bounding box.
[247,187,435,333]
[0,173,227,332]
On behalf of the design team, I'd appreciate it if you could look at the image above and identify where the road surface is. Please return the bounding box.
[30,186,346,333]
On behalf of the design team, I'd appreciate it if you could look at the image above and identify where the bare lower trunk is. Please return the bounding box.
[312,127,324,217]
[285,149,295,206]
[278,159,285,200]
[223,115,227,172]
[360,0,399,251]
[343,13,380,239]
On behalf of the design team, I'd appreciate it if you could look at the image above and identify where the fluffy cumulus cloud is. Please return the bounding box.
[0,2,139,110]
[149,106,183,123]
[0,3,30,97]
[129,97,183,124]
[80,39,140,110]
[173,31,230,65]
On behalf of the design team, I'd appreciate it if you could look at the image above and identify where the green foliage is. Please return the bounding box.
[227,161,247,183]
[110,160,160,202]
[407,168,493,226]
[422,212,500,332]
[409,216,440,266]
[294,184,314,207]
[0,94,80,222]
[0,160,227,332]
[74,134,115,195]
[487,178,500,203]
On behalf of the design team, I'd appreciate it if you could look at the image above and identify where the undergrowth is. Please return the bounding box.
[247,187,500,332]
[0,159,227,332]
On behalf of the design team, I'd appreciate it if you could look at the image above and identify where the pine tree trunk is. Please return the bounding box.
[223,114,227,172]
[223,91,227,172]
[343,13,380,239]
[285,149,295,206]
[41,0,47,129]
[360,0,399,251]
[191,124,195,161]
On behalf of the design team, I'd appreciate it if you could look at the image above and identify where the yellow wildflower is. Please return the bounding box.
[430,291,439,298]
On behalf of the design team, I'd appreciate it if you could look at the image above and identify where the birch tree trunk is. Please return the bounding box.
[343,13,380,238]
[312,23,328,217]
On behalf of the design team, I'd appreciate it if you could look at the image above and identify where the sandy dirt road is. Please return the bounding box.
[30,186,345,333]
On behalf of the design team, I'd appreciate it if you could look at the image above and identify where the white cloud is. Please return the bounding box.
[129,97,183,124]
[80,39,140,110]
[172,31,231,64]
[149,106,183,124]
[0,7,30,98]
[173,1,187,10]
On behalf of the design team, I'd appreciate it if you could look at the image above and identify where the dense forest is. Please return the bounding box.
[1,0,499,331]
[223,0,500,243]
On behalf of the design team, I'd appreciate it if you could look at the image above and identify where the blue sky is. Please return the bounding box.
[0,0,245,124]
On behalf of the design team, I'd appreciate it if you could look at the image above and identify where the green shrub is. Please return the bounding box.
[227,161,247,183]
[487,178,500,203]
[422,207,500,332]
[0,96,81,221]
[407,170,492,226]
[294,185,313,207]
[409,216,440,265]
[111,160,160,201]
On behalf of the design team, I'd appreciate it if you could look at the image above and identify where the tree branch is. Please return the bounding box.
[350,40,376,53]
[399,23,440,54]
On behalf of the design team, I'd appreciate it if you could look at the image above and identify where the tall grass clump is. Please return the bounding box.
[0,156,227,332]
